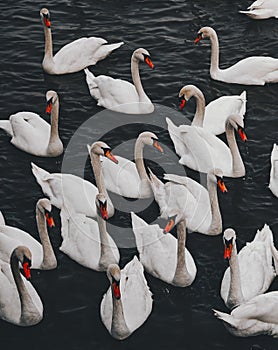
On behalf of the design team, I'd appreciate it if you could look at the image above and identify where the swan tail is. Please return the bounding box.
[0,211,5,225]
[213,309,238,327]
[147,168,168,216]
[131,212,147,254]
[253,223,274,244]
[31,162,53,186]
[239,91,247,117]
[0,120,13,136]
[95,41,124,62]
[84,68,101,100]
[163,173,188,186]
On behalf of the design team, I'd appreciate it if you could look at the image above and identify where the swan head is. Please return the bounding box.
[107,264,121,300]
[223,228,236,260]
[12,246,32,280]
[96,193,108,220]
[178,85,204,111]
[227,115,247,142]
[138,131,163,153]
[194,26,216,44]
[36,198,55,227]
[40,8,51,28]
[88,141,118,164]
[45,90,58,116]
[133,48,154,69]
[208,169,228,193]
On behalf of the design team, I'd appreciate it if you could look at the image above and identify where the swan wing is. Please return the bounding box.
[269,143,278,197]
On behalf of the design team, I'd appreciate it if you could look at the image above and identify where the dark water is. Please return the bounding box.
[0,0,278,349]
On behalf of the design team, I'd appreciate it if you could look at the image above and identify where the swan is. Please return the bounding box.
[148,169,227,235]
[269,143,278,197]
[239,0,278,20]
[0,198,57,270]
[213,291,278,338]
[84,48,154,114]
[220,225,277,309]
[179,84,247,135]
[59,193,119,271]
[131,212,197,287]
[194,26,278,85]
[0,90,63,156]
[0,246,43,326]
[40,8,123,75]
[101,131,163,198]
[31,141,118,218]
[100,256,153,339]
[166,114,247,177]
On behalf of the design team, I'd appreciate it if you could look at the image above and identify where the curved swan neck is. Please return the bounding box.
[97,214,114,269]
[227,243,244,309]
[208,31,220,79]
[134,138,149,181]
[111,291,130,339]
[191,89,206,127]
[43,25,53,59]
[131,56,147,101]
[90,152,109,197]
[36,207,57,269]
[47,99,61,153]
[225,123,245,177]
[207,175,222,235]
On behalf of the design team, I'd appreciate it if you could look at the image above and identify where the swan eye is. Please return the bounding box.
[46,97,53,115]
[22,256,32,280]
[103,148,118,164]
[152,139,163,153]
[194,33,203,44]
[238,127,247,142]
[45,211,55,227]
[98,200,108,220]
[224,238,233,259]
[179,97,187,110]
[217,177,228,193]
[42,14,51,28]
[143,54,154,69]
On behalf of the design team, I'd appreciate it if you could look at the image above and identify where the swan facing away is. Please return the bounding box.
[0,199,57,270]
[213,291,278,338]
[179,84,246,135]
[220,225,277,309]
[239,0,278,20]
[131,213,197,287]
[166,114,247,177]
[40,8,123,75]
[194,26,278,85]
[84,48,154,114]
[101,131,163,198]
[0,246,43,326]
[269,143,278,197]
[0,91,63,157]
[100,256,153,340]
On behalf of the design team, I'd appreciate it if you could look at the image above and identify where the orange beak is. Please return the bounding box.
[163,218,175,234]
[145,56,154,69]
[224,243,233,260]
[45,212,55,228]
[22,262,31,280]
[194,33,202,44]
[43,17,51,28]
[99,202,108,220]
[238,127,247,142]
[153,140,163,153]
[179,98,186,110]
[104,149,118,164]
[46,101,53,115]
[112,281,121,299]
[217,179,228,193]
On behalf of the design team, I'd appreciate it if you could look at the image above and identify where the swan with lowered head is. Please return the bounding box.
[179,84,246,135]
[148,169,227,235]
[194,26,278,85]
[100,256,153,340]
[0,90,63,156]
[40,8,123,75]
[166,114,247,177]
[213,291,278,337]
[131,212,197,287]
[220,225,277,309]
[84,48,154,114]
[0,198,57,270]
[0,246,43,326]
[239,0,278,20]
[269,143,278,197]
[101,131,163,198]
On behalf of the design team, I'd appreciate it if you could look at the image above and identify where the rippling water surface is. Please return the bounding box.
[0,1,278,349]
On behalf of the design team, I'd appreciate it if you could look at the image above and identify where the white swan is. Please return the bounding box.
[31,141,118,218]
[213,291,278,338]
[0,246,43,326]
[84,48,154,114]
[100,256,153,340]
[0,199,57,270]
[269,143,278,197]
[194,26,278,85]
[148,169,227,235]
[220,225,277,309]
[167,114,246,177]
[101,131,163,198]
[131,213,197,287]
[40,8,123,75]
[179,84,247,135]
[239,0,278,20]
[0,91,63,156]
[59,193,119,271]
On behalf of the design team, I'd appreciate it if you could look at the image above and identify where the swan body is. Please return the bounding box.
[195,26,278,85]
[131,213,197,287]
[213,291,278,338]
[166,115,246,177]
[179,84,246,135]
[40,8,123,75]
[0,199,56,270]
[239,0,278,20]
[0,246,43,326]
[84,48,154,114]
[101,132,163,198]
[221,225,277,309]
[100,256,153,339]
[0,91,63,156]
[269,143,278,197]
